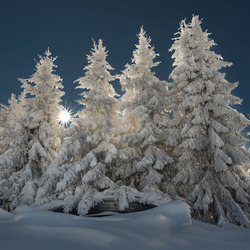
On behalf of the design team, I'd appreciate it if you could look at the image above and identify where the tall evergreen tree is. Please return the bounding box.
[168,16,250,227]
[36,40,119,215]
[0,49,64,210]
[111,27,173,206]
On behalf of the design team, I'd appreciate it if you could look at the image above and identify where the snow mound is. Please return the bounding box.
[0,201,249,250]
[0,208,12,218]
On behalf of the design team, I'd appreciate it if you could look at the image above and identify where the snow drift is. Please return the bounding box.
[0,201,249,250]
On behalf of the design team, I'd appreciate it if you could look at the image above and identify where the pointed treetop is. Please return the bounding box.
[191,15,202,27]
[125,26,160,76]
[138,25,147,42]
[169,15,229,69]
[19,48,64,113]
[45,47,52,57]
[91,39,101,51]
[96,39,104,49]
[177,15,202,34]
[84,39,112,70]
[76,38,116,98]
[36,48,57,66]
[89,39,107,59]
[189,15,208,42]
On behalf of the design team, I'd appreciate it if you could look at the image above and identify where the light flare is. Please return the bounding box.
[58,108,72,127]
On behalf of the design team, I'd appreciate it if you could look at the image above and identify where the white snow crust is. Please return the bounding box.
[0,201,249,250]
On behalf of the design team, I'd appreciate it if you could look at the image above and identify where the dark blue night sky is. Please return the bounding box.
[0,0,249,145]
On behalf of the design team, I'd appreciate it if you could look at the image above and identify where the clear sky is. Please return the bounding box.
[0,0,249,144]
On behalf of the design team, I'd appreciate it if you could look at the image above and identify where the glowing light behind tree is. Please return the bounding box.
[58,108,72,127]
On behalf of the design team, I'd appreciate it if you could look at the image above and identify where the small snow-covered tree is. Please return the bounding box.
[0,92,26,155]
[0,49,64,210]
[168,16,250,227]
[0,92,29,202]
[36,40,120,215]
[111,27,173,207]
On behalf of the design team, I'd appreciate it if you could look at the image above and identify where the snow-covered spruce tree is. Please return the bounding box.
[110,27,173,207]
[35,40,120,215]
[0,92,26,155]
[0,125,30,209]
[0,91,28,200]
[168,16,250,227]
[0,49,64,210]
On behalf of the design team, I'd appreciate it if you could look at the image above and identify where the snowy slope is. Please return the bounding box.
[0,201,249,250]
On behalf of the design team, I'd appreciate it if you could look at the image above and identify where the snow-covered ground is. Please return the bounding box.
[0,201,249,250]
